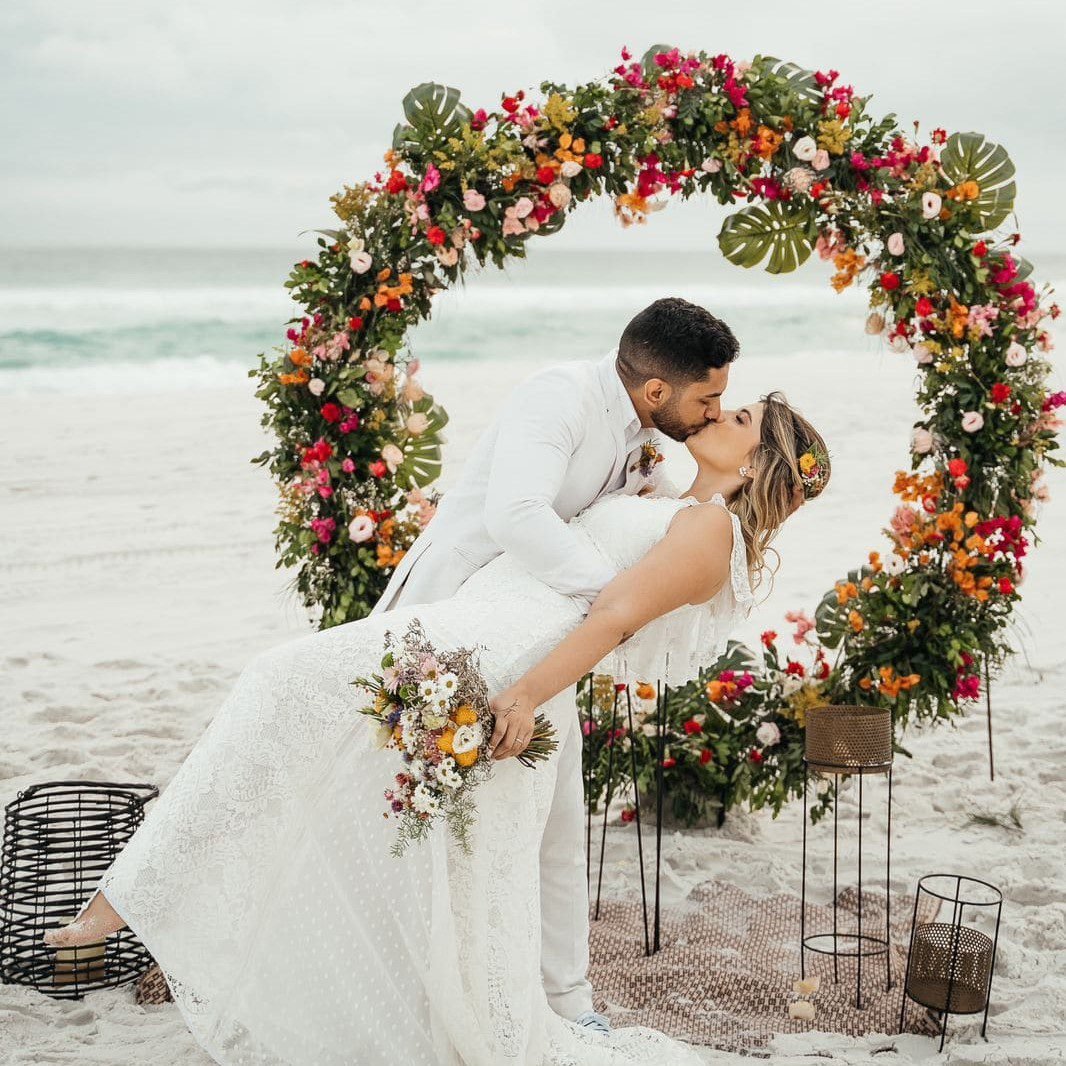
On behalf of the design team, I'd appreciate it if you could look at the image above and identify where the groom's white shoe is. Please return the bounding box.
[574,1010,612,1037]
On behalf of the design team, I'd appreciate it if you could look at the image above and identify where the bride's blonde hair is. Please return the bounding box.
[727,391,830,595]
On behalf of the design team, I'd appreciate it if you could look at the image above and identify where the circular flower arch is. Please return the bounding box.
[251,45,1061,821]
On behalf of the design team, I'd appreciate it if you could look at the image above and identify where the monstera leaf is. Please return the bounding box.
[940,131,1016,233]
[640,43,677,80]
[393,394,449,488]
[756,55,822,103]
[392,82,472,154]
[718,200,817,274]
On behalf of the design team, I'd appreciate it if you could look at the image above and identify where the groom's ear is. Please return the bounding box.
[643,378,671,404]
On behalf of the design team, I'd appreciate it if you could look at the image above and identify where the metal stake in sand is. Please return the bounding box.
[623,684,651,956]
[593,685,621,920]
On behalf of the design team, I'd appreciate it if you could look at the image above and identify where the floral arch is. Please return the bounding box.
[251,45,1061,822]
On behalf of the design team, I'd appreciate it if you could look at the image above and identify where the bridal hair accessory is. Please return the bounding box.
[798,443,831,500]
[352,618,557,856]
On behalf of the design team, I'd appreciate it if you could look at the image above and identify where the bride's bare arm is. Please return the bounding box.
[488,502,734,759]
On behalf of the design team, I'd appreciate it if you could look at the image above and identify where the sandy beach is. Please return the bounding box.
[1,348,1064,1064]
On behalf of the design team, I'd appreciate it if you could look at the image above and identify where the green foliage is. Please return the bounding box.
[718,200,818,274]
[940,131,1016,232]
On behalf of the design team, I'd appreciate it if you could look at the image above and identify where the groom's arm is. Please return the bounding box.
[483,369,619,607]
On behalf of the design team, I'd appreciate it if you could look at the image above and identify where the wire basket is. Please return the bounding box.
[0,780,158,999]
[804,704,893,773]
[906,921,994,1014]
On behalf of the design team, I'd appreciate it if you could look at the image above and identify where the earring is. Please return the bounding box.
[739,466,750,478]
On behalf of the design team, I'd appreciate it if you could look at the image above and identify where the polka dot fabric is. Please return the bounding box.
[92,493,745,1064]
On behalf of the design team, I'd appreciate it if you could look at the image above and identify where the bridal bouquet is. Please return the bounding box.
[352,618,558,856]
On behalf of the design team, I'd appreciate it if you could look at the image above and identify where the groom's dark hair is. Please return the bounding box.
[616,297,739,386]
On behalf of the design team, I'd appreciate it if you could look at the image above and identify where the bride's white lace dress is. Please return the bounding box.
[93,489,753,1065]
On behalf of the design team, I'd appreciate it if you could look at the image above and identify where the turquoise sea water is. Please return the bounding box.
[0,247,1061,394]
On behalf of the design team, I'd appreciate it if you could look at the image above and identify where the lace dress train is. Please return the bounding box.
[85,492,750,1065]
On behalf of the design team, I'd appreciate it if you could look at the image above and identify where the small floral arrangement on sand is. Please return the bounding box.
[352,618,558,856]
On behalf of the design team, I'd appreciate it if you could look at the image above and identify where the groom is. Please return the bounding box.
[370,295,740,1026]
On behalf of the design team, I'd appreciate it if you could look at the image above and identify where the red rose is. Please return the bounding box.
[348,316,364,331]
[501,96,519,113]
[385,169,408,194]
[683,718,703,735]
[973,241,988,258]
[785,660,805,677]
[990,383,1012,404]
[880,271,901,292]
[761,630,777,647]
[915,297,934,318]
[700,749,713,765]
[948,458,968,477]
[584,153,604,170]
[369,460,387,478]
[999,577,1015,595]
[426,226,447,246]
[620,807,636,824]
[386,297,403,313]
[536,165,555,185]
[749,749,764,765]
[661,757,677,770]
[810,182,827,199]
[321,403,342,424]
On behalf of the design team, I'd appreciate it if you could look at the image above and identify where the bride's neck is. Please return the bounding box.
[682,469,741,504]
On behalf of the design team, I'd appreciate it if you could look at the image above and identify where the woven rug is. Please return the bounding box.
[589,880,943,1056]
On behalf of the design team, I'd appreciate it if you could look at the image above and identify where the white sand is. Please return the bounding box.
[1,350,1064,1064]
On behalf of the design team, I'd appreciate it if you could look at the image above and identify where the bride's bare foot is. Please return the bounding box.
[42,890,128,948]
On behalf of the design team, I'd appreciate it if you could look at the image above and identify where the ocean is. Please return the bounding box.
[0,246,1061,395]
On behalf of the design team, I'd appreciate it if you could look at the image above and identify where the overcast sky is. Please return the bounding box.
[4,0,1065,252]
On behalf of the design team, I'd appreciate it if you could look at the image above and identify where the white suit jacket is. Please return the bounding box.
[370,347,678,616]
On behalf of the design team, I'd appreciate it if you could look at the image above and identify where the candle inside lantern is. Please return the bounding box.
[51,914,107,986]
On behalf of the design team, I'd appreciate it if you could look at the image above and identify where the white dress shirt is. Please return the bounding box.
[370,347,672,615]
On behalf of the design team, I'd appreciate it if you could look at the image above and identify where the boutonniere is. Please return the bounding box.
[629,438,665,480]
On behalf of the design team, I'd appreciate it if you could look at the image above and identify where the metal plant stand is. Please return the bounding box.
[0,780,158,999]
[899,874,1002,1052]
[800,704,894,1009]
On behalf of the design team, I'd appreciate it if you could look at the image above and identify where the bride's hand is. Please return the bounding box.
[487,686,537,761]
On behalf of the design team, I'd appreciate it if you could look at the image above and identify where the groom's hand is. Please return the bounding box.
[488,687,536,760]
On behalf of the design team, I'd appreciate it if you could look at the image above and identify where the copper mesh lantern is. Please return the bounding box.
[899,874,1002,1051]
[800,704,895,1009]
[0,780,158,999]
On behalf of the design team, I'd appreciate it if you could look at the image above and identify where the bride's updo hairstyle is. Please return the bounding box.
[730,390,830,594]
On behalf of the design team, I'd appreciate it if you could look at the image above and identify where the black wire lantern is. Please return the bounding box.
[0,780,158,999]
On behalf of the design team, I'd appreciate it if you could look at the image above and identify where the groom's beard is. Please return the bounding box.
[650,401,701,443]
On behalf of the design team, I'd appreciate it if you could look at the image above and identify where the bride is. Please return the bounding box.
[44,391,829,1066]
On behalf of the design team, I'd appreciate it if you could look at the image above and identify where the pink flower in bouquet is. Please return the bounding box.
[420,654,440,679]
[756,721,781,747]
[382,665,401,693]
[921,192,942,219]
[308,377,325,396]
[785,609,815,644]
[405,377,426,403]
[890,506,918,538]
[463,188,486,212]
[348,515,375,543]
[1005,341,1028,367]
[700,156,723,173]
[887,232,905,256]
[419,163,441,193]
[341,458,355,474]
[382,443,404,473]
[502,214,526,237]
[811,149,831,171]
[912,343,934,365]
[436,245,459,267]
[310,517,336,544]
[962,411,985,433]
[911,427,934,454]
[513,196,535,219]
[548,183,572,209]
[406,412,429,436]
